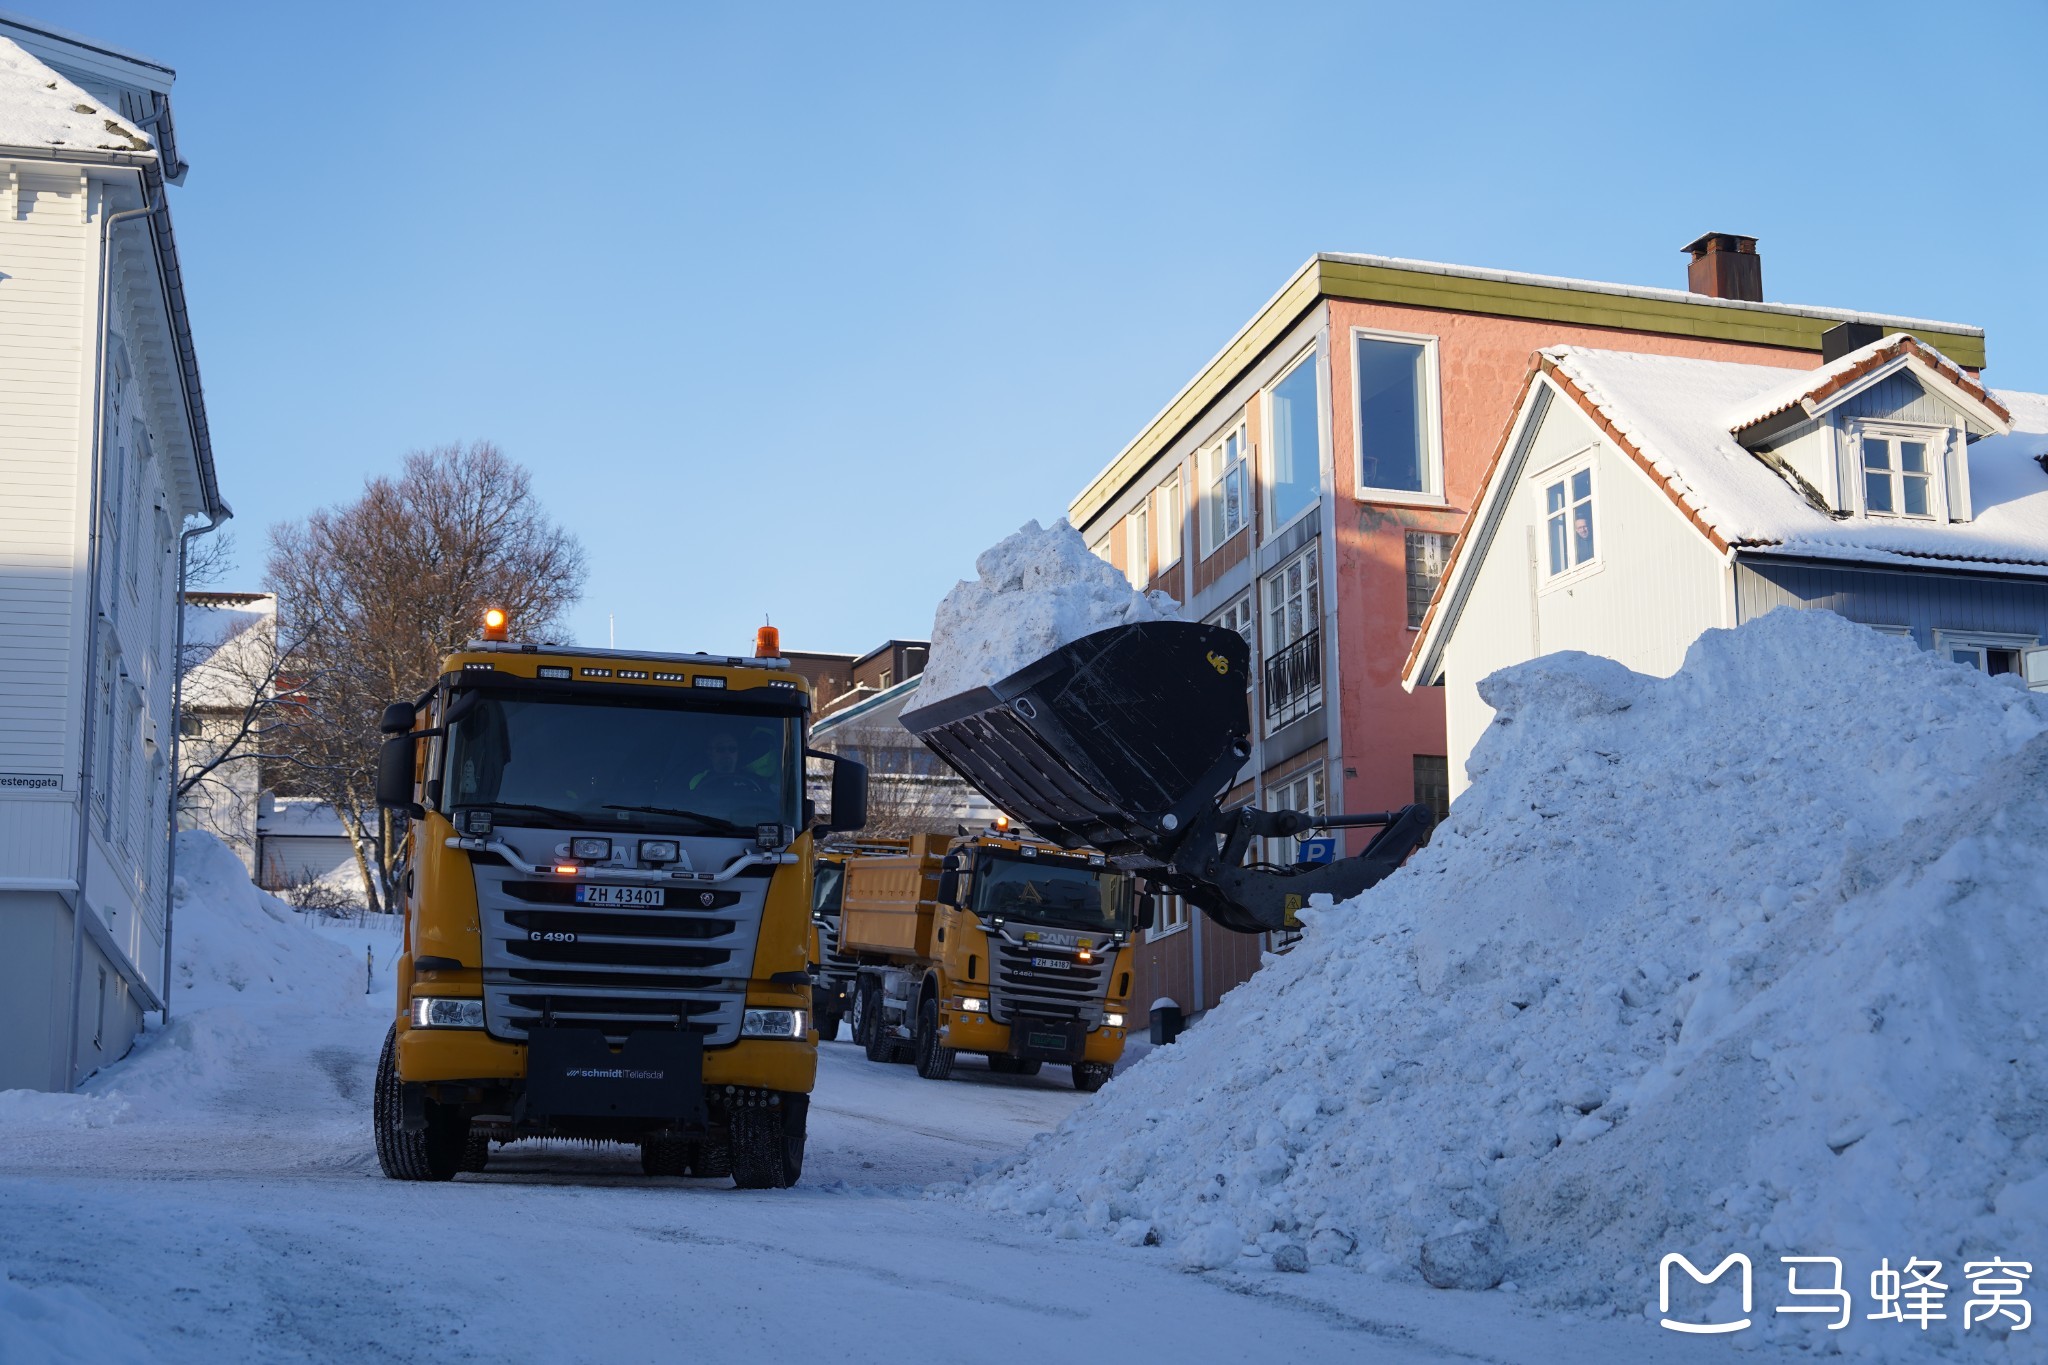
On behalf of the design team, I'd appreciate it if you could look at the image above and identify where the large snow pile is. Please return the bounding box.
[967,610,2048,1354]
[169,831,364,1014]
[916,520,1179,704]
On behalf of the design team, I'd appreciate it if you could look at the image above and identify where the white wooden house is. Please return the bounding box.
[0,18,227,1091]
[1404,333,2048,798]
[177,591,275,872]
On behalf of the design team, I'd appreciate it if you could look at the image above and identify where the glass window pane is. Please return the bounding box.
[1864,439,1891,471]
[1268,359,1321,529]
[1354,337,1427,493]
[1903,474,1930,517]
[1901,441,1928,473]
[1570,469,1592,503]
[1865,473,1893,512]
[1546,481,1565,513]
[1548,514,1567,575]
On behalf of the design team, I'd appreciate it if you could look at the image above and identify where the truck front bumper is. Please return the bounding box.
[398,1025,818,1095]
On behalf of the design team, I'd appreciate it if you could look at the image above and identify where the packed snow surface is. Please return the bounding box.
[0,37,153,154]
[915,520,1178,705]
[969,610,2048,1358]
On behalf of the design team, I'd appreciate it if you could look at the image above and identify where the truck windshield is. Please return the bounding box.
[442,690,799,836]
[973,853,1130,933]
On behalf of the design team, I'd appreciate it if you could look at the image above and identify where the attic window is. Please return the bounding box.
[1855,423,1946,520]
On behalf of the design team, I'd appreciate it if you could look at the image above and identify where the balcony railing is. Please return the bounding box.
[1262,629,1322,729]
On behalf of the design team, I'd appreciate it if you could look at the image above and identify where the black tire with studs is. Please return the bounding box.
[1071,1061,1112,1093]
[641,1134,690,1177]
[913,996,955,1080]
[373,1024,466,1181]
[730,1094,806,1189]
[689,1137,734,1179]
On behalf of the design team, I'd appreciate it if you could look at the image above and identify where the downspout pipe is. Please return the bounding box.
[64,188,160,1090]
[160,505,231,1023]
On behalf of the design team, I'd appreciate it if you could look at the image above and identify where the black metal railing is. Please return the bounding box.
[1262,629,1323,726]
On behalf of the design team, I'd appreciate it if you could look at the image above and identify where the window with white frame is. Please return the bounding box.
[1354,331,1441,499]
[1541,463,1598,581]
[1858,424,1943,519]
[1266,353,1322,533]
[1261,545,1322,730]
[1147,887,1188,941]
[1405,530,1449,628]
[1933,629,2036,677]
[1155,472,1183,571]
[1261,764,1325,950]
[1206,592,1257,707]
[1201,421,1250,554]
[1124,501,1149,588]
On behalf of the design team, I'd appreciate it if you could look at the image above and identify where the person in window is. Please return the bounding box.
[1573,509,1595,564]
[689,727,767,797]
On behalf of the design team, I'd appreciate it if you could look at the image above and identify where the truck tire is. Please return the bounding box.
[816,1006,843,1042]
[1071,1061,1112,1093]
[373,1025,465,1181]
[641,1134,690,1177]
[851,979,876,1047]
[688,1137,734,1179]
[730,1094,806,1189]
[913,996,955,1081]
[459,1132,491,1173]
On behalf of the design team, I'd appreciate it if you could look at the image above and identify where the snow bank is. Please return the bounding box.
[966,610,2048,1356]
[917,520,1179,704]
[0,834,366,1127]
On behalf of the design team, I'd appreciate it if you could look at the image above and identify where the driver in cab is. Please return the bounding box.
[688,726,769,798]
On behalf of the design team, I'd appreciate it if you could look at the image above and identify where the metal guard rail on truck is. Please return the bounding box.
[443,836,798,884]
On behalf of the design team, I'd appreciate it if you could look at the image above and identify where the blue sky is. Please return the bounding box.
[41,0,2048,656]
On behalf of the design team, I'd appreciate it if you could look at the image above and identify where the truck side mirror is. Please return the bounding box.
[825,754,867,833]
[378,701,417,735]
[375,735,420,813]
[1136,893,1156,931]
[936,869,960,907]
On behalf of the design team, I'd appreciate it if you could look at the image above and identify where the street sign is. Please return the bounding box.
[1296,837,1336,866]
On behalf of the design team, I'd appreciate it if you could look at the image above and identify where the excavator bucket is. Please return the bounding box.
[900,622,1252,862]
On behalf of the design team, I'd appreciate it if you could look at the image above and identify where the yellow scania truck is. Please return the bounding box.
[370,616,866,1186]
[842,826,1139,1091]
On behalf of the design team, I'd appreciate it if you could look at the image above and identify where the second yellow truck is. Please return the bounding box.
[841,828,1138,1091]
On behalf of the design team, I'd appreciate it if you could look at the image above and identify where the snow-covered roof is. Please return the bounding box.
[1724,333,2010,439]
[258,798,348,838]
[1540,343,2043,569]
[1405,344,2048,689]
[0,34,152,156]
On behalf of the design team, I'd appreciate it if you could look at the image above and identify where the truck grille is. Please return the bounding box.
[815,913,859,981]
[988,935,1112,1027]
[472,848,764,1046]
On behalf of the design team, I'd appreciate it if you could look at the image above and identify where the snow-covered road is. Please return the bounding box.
[0,998,1704,1364]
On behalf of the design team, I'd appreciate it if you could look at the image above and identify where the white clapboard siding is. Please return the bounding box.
[0,167,88,785]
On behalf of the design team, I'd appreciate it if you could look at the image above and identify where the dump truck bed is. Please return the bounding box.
[837,832,951,961]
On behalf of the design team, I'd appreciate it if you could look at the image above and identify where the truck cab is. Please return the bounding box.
[371,620,865,1186]
[843,828,1137,1091]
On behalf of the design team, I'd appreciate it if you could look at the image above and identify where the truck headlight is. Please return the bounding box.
[638,839,680,864]
[570,837,612,860]
[958,997,988,1013]
[1104,1011,1125,1028]
[411,997,485,1029]
[742,1008,807,1039]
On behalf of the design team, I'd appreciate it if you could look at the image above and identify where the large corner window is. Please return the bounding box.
[1265,354,1323,534]
[1541,463,1598,582]
[1201,421,1249,555]
[1858,425,1943,520]
[1353,331,1442,500]
[1261,545,1322,731]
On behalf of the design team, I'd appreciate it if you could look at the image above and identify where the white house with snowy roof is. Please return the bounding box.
[0,15,228,1091]
[1404,332,2048,797]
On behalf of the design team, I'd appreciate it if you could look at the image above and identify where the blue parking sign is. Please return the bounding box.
[1297,837,1336,866]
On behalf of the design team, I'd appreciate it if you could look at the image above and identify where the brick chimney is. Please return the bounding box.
[1683,232,1762,302]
